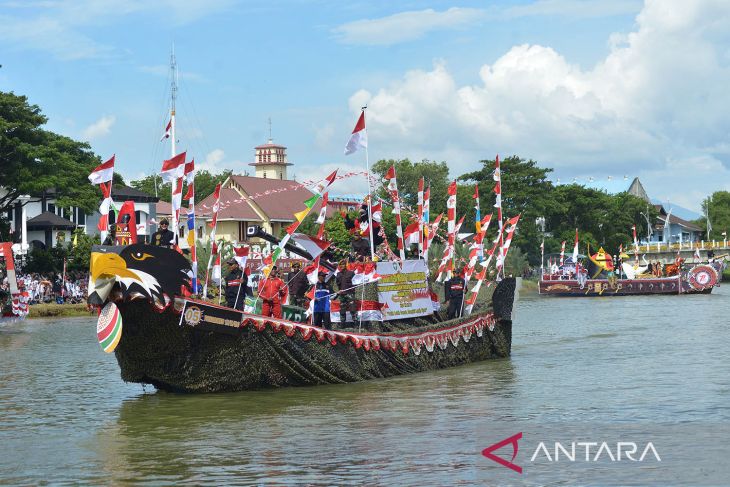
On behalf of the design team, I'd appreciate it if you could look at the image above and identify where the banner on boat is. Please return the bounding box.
[377,260,433,321]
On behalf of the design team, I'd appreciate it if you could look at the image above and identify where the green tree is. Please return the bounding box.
[459,156,556,265]
[0,91,103,216]
[700,191,730,241]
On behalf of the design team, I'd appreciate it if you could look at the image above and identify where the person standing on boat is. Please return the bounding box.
[224,258,247,310]
[312,272,332,329]
[444,267,467,320]
[286,261,308,308]
[259,266,286,319]
[351,233,370,260]
[335,259,356,326]
[151,218,175,247]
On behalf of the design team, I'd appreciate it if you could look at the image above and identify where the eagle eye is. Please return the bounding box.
[131,252,154,261]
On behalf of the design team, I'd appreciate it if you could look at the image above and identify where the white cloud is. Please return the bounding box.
[332,7,487,46]
[82,115,116,140]
[197,148,245,174]
[348,0,730,208]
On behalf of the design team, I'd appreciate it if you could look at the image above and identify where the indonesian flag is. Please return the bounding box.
[304,260,329,285]
[160,119,172,141]
[572,228,579,263]
[560,241,566,266]
[211,253,221,284]
[344,111,367,155]
[88,155,115,185]
[352,262,381,285]
[184,159,195,185]
[315,192,329,225]
[233,246,249,268]
[403,221,420,247]
[371,200,383,223]
[97,181,113,235]
[312,170,338,196]
[160,151,187,183]
[290,233,331,260]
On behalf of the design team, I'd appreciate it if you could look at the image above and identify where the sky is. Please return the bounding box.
[1,0,730,212]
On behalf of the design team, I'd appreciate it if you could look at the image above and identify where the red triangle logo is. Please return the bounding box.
[481,432,523,474]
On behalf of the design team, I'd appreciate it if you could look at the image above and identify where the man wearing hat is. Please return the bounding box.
[224,258,247,310]
[444,266,468,320]
[286,261,308,308]
[312,272,332,329]
[151,218,174,247]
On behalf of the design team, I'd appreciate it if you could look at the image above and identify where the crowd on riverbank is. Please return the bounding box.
[1,272,88,304]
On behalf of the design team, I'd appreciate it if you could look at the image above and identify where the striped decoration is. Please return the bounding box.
[97,302,123,353]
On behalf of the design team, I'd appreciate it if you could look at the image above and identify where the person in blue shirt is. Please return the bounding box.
[313,272,332,329]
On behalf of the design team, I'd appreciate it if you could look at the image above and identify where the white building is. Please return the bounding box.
[1,186,158,253]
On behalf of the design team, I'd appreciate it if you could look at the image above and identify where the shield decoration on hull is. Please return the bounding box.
[97,302,123,353]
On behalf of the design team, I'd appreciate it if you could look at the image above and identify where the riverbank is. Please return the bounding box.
[28,303,94,319]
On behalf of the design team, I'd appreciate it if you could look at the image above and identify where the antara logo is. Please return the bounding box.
[482,433,661,473]
[482,432,523,473]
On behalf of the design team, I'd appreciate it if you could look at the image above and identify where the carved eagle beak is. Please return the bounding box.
[91,252,141,282]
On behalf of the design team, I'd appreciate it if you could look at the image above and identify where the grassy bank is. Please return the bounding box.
[28,303,95,319]
[520,278,538,293]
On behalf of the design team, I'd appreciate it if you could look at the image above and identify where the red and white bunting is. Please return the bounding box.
[223,304,499,355]
[203,183,222,297]
[463,213,493,282]
[492,155,505,277]
[496,214,521,275]
[417,177,424,256]
[422,185,431,260]
[384,165,406,260]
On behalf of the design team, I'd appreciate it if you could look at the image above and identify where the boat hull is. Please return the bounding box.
[113,279,516,393]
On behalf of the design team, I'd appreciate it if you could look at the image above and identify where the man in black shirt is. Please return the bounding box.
[151,218,175,247]
[224,258,247,310]
[335,259,356,327]
[444,267,467,320]
[286,261,308,308]
[351,233,370,260]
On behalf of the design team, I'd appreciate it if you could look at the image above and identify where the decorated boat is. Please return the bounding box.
[88,243,517,393]
[539,246,726,296]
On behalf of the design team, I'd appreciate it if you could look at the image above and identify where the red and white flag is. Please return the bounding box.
[403,221,420,247]
[572,228,579,263]
[344,111,367,155]
[384,165,405,259]
[290,233,331,260]
[160,151,187,183]
[233,246,249,268]
[560,240,566,266]
[88,155,115,185]
[315,192,329,225]
[371,200,383,223]
[160,119,172,141]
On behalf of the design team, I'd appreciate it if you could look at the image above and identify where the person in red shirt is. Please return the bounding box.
[258,266,287,319]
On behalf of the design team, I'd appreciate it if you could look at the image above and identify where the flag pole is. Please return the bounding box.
[363,108,375,261]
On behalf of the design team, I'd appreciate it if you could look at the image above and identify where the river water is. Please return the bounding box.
[1,287,729,485]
